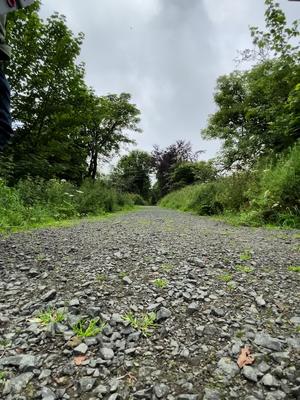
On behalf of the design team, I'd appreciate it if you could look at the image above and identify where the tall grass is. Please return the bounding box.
[0,178,137,231]
[160,143,300,228]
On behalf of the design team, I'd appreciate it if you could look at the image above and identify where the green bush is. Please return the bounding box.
[160,143,300,228]
[0,178,135,231]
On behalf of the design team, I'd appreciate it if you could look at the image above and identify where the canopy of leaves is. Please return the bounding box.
[0,4,141,183]
[202,0,300,170]
[112,150,153,200]
[152,140,201,198]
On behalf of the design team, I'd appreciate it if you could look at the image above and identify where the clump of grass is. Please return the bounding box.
[96,274,107,282]
[0,371,7,381]
[235,330,245,339]
[239,250,252,261]
[218,273,233,282]
[72,318,106,337]
[235,264,254,273]
[288,266,300,273]
[37,308,65,325]
[122,312,157,336]
[153,278,168,288]
[161,263,174,272]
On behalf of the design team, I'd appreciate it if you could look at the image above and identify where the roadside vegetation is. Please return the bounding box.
[160,1,300,229]
[0,0,298,232]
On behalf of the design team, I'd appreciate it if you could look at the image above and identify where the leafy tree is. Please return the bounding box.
[84,93,141,180]
[112,150,153,200]
[202,0,300,170]
[152,140,201,197]
[1,5,89,182]
[170,161,217,191]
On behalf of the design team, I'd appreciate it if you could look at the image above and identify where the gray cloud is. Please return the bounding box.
[39,0,299,161]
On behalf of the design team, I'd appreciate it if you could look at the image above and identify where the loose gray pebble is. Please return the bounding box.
[3,373,34,395]
[242,366,259,382]
[42,289,57,302]
[153,383,169,398]
[100,347,114,360]
[156,307,172,321]
[74,343,88,355]
[261,373,280,387]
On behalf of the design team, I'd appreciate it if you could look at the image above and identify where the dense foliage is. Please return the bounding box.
[160,144,300,228]
[0,178,137,231]
[160,0,300,227]
[0,2,141,183]
[111,150,153,201]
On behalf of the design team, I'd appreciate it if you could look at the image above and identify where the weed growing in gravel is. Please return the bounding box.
[239,250,252,261]
[35,253,46,262]
[123,312,157,336]
[235,264,254,273]
[96,274,107,282]
[0,371,7,381]
[153,278,168,288]
[161,263,174,272]
[0,339,9,347]
[218,273,233,282]
[288,266,300,273]
[235,330,245,339]
[37,309,65,325]
[72,318,106,337]
[226,282,236,291]
[119,271,127,279]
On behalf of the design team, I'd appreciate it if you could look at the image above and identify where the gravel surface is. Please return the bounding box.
[0,206,299,400]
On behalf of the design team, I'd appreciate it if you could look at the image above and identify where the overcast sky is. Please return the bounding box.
[40,0,298,162]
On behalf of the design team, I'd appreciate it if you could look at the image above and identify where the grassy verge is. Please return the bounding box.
[0,178,143,234]
[159,144,300,229]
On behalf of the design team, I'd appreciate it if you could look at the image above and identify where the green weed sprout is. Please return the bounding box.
[123,312,157,336]
[37,309,65,325]
[72,318,106,337]
[235,264,254,273]
[153,278,168,288]
[239,250,252,261]
[288,266,300,273]
[218,273,233,282]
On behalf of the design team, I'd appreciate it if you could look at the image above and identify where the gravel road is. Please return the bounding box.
[0,206,299,400]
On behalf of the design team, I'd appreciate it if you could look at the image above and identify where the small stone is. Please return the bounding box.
[67,336,82,348]
[258,361,271,374]
[262,373,280,387]
[203,388,222,400]
[100,347,114,360]
[39,369,52,380]
[69,298,80,307]
[42,289,57,302]
[290,316,300,326]
[3,372,33,395]
[0,354,39,371]
[217,357,239,379]
[242,366,258,382]
[123,276,132,285]
[41,387,57,400]
[28,268,39,277]
[93,384,108,395]
[156,307,172,321]
[153,383,169,398]
[79,377,96,392]
[211,307,225,317]
[109,378,120,392]
[255,296,266,307]
[74,343,88,355]
[187,302,199,314]
[254,333,284,352]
